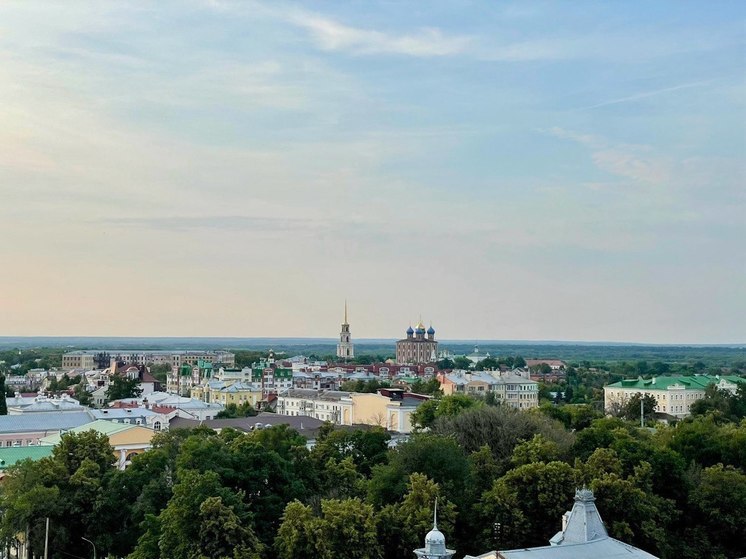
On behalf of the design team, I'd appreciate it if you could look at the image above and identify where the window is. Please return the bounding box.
[154,421,162,431]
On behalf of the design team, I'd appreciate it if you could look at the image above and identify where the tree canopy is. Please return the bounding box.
[2,393,745,559]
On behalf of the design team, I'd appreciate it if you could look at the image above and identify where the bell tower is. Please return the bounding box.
[336,301,354,361]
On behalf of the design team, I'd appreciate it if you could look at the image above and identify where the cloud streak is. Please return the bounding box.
[581,80,715,110]
[286,12,471,57]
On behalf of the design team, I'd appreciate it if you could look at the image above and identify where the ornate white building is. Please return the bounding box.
[336,301,354,360]
[464,488,659,559]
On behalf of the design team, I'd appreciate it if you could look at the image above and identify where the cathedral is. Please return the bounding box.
[336,301,354,360]
[396,321,438,364]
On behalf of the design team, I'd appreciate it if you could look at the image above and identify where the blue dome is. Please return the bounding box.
[406,326,414,334]
[427,326,435,335]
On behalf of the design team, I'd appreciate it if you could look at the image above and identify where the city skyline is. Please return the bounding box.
[1,1,744,343]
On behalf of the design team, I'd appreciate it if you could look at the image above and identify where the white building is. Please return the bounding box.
[604,374,745,419]
[467,488,658,559]
[62,350,235,371]
[276,389,354,425]
[439,369,539,410]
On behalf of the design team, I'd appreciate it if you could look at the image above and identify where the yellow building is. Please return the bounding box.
[192,380,263,408]
[39,420,156,469]
[351,388,430,433]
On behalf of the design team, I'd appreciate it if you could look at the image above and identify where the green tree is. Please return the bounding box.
[410,399,439,430]
[475,357,500,371]
[142,469,263,559]
[409,377,443,396]
[107,375,143,401]
[622,393,657,422]
[0,431,115,559]
[511,434,560,467]
[311,427,390,476]
[275,498,381,559]
[453,356,473,370]
[216,402,257,418]
[434,405,574,467]
[478,461,577,550]
[73,380,92,407]
[377,473,457,559]
[411,395,482,430]
[0,375,7,415]
[197,496,264,559]
[590,466,677,557]
[368,435,470,508]
[687,464,746,558]
[437,358,454,370]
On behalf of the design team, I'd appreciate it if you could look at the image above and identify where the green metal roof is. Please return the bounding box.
[608,374,745,391]
[0,446,54,470]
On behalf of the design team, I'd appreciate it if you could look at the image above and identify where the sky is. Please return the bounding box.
[0,1,744,343]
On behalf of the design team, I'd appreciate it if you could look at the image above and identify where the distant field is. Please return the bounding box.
[0,337,743,366]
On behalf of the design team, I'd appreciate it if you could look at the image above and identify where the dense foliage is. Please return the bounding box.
[1,396,744,559]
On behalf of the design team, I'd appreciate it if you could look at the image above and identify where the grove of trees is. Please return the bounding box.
[1,395,744,559]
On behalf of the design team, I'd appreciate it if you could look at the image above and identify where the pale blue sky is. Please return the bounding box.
[0,1,744,342]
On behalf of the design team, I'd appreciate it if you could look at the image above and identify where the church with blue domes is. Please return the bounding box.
[396,320,438,364]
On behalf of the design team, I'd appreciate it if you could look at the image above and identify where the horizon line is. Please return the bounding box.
[0,335,743,348]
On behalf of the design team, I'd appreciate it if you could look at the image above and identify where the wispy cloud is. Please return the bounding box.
[545,127,670,185]
[100,215,332,233]
[286,12,471,57]
[581,80,714,110]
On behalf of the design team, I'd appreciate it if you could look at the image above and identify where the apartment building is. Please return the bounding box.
[439,369,539,410]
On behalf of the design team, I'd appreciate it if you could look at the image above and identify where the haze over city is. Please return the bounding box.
[1,1,744,343]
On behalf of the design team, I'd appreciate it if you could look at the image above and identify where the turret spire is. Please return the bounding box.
[433,497,438,530]
[344,299,348,324]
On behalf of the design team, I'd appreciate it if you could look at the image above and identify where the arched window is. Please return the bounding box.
[153,421,162,431]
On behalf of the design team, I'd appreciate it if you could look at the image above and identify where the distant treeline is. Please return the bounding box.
[0,338,744,369]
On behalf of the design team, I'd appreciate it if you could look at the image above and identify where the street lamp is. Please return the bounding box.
[81,537,96,559]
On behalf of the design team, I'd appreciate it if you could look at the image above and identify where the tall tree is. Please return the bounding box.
[377,473,457,559]
[275,498,381,559]
[623,393,657,422]
[0,375,7,415]
[107,375,142,401]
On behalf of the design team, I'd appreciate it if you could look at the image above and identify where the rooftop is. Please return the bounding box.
[280,389,352,401]
[0,411,92,434]
[607,374,745,391]
[0,446,55,470]
[39,419,149,446]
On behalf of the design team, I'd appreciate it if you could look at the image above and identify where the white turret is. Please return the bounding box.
[414,499,455,559]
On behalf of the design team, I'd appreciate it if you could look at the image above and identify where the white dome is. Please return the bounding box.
[425,528,447,554]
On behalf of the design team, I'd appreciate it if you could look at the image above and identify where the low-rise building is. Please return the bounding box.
[525,359,567,371]
[276,387,430,433]
[0,411,92,447]
[191,380,264,408]
[7,394,84,414]
[439,369,539,410]
[466,488,658,559]
[604,374,745,419]
[277,389,354,425]
[351,388,429,433]
[62,349,235,371]
[110,392,224,421]
[39,420,156,470]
